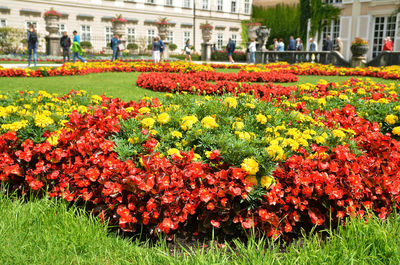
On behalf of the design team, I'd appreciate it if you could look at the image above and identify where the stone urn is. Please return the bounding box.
[247,25,259,40]
[45,15,59,38]
[350,44,369,57]
[156,23,169,41]
[201,28,212,43]
[113,21,126,39]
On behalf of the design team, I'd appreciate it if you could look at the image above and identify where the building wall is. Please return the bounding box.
[320,0,399,61]
[0,0,251,52]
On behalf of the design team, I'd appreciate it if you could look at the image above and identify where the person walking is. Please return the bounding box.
[226,38,236,63]
[60,31,71,63]
[334,37,343,55]
[273,38,278,51]
[309,38,317,63]
[152,37,161,63]
[288,36,296,51]
[383,36,393,52]
[184,39,192,63]
[27,23,38,67]
[322,34,333,51]
[159,38,165,61]
[277,38,285,51]
[248,38,256,64]
[72,31,86,63]
[110,33,120,61]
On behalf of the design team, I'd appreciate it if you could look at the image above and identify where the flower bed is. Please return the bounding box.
[1,71,400,240]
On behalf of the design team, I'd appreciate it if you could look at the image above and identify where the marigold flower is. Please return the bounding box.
[385,114,398,125]
[232,121,244,130]
[157,112,170,124]
[223,97,238,108]
[171,131,183,138]
[392,126,400,135]
[141,118,155,129]
[256,114,267,124]
[241,158,259,175]
[201,116,219,129]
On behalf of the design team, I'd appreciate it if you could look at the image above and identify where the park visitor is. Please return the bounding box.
[159,38,165,61]
[248,38,256,64]
[72,31,86,63]
[334,37,343,55]
[184,39,192,63]
[288,36,296,51]
[273,38,278,51]
[277,38,285,51]
[226,38,236,63]
[27,23,38,67]
[322,34,333,51]
[60,31,71,62]
[383,36,393,52]
[296,38,304,51]
[152,37,161,63]
[110,34,120,61]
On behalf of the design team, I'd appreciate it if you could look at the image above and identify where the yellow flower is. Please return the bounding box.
[128,137,140,144]
[167,148,182,158]
[141,117,155,129]
[314,136,325,144]
[332,129,346,139]
[260,176,274,189]
[393,126,400,135]
[245,103,256,109]
[171,131,183,138]
[47,135,59,146]
[232,121,244,130]
[246,175,258,186]
[34,114,54,128]
[385,114,398,125]
[241,158,259,175]
[256,114,267,124]
[265,145,285,161]
[201,116,219,129]
[181,115,198,131]
[223,97,238,108]
[157,112,170,124]
[138,107,151,114]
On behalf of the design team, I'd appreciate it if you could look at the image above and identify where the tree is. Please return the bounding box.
[0,27,26,54]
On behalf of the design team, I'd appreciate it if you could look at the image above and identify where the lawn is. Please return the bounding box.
[1,194,399,265]
[0,70,398,102]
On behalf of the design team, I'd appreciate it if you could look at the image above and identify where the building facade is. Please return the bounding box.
[0,0,252,53]
[318,0,399,60]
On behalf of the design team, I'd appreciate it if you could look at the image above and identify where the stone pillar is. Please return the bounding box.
[350,44,368,67]
[201,43,213,61]
[45,16,60,56]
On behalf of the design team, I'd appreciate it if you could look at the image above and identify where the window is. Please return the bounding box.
[231,0,237,13]
[58,24,66,36]
[105,26,113,46]
[146,0,154,3]
[25,21,37,30]
[183,31,191,47]
[81,25,91,42]
[217,33,223,50]
[321,19,340,46]
[324,0,342,3]
[147,29,155,44]
[372,16,397,57]
[127,28,135,43]
[167,30,174,43]
[244,0,250,14]
[217,0,223,11]
[183,0,191,8]
[166,0,173,5]
[202,0,208,10]
[232,34,237,44]
[0,19,6,27]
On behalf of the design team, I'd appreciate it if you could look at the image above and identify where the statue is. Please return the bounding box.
[256,26,271,51]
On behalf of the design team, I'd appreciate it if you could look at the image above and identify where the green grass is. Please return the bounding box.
[1,71,398,102]
[1,194,400,264]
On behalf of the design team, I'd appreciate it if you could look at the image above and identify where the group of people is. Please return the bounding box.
[27,23,87,66]
[151,37,166,63]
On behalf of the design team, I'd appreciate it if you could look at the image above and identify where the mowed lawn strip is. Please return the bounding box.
[1,195,400,265]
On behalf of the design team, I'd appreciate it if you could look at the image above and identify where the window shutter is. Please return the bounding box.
[339,16,352,60]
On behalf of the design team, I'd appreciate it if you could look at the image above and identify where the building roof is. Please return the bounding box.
[253,0,299,7]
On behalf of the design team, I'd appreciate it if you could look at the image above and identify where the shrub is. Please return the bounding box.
[127,43,138,50]
[80,41,92,49]
[168,43,177,51]
[211,50,247,62]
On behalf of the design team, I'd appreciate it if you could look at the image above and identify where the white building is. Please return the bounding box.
[0,0,252,52]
